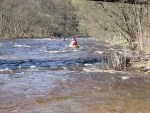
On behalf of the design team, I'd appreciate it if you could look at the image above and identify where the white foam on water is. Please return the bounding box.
[63,67,67,70]
[103,70,130,74]
[146,66,150,69]
[95,51,103,54]
[0,68,13,72]
[83,64,103,72]
[14,44,30,47]
[104,70,119,73]
[84,64,92,66]
[83,68,102,72]
[121,76,130,80]
[83,67,117,73]
[73,50,80,52]
[30,65,37,69]
[83,64,130,74]
[18,65,22,69]
[83,67,129,74]
[43,50,59,53]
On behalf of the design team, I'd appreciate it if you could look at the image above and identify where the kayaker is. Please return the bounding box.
[50,35,55,39]
[62,37,66,41]
[70,36,78,46]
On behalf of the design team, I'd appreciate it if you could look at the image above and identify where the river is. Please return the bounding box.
[0,37,150,113]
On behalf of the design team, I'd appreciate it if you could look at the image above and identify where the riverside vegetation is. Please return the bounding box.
[0,0,150,73]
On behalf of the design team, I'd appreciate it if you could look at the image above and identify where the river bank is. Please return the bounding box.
[131,58,150,74]
[105,37,150,75]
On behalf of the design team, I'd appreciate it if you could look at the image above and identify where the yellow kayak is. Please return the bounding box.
[69,45,79,48]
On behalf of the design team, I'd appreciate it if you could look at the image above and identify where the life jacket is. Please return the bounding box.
[73,40,77,45]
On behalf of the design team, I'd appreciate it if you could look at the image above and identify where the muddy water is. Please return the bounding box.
[0,38,150,113]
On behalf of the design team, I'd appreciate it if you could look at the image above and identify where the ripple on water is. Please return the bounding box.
[0,38,150,113]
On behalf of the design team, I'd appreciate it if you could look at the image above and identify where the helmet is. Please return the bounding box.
[73,36,76,39]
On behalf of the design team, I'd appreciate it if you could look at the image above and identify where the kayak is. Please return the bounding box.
[69,45,79,48]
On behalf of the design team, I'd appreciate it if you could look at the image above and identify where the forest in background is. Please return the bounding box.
[0,0,150,53]
[0,0,78,38]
